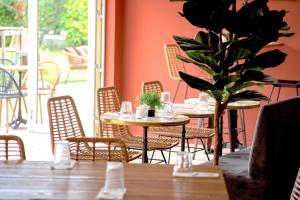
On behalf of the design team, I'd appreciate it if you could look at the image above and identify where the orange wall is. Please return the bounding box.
[105,0,300,144]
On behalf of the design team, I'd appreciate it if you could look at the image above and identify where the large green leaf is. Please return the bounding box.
[226,47,252,66]
[246,49,286,69]
[242,70,277,83]
[195,31,219,50]
[173,35,209,51]
[179,71,214,91]
[182,0,233,32]
[230,90,268,102]
[185,51,221,73]
[226,82,257,93]
[176,55,215,75]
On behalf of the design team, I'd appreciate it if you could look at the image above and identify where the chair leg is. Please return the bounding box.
[172,81,181,103]
[186,139,190,152]
[0,99,2,127]
[6,100,9,133]
[22,97,28,114]
[160,150,167,164]
[184,84,189,99]
[268,86,275,104]
[11,99,18,122]
[149,150,155,163]
[193,138,199,159]
[38,95,43,124]
[64,71,71,84]
[200,139,210,161]
[167,147,172,164]
[277,86,281,101]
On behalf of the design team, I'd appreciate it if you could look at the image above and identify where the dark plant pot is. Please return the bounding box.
[148,109,155,117]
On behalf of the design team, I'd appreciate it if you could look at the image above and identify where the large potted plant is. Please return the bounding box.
[173,0,294,165]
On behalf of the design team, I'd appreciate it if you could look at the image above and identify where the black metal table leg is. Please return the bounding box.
[227,110,238,152]
[219,115,223,156]
[181,125,186,151]
[142,126,148,163]
[10,71,26,129]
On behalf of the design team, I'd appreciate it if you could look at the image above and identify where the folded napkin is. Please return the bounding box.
[173,172,220,178]
[96,188,127,200]
[102,112,120,117]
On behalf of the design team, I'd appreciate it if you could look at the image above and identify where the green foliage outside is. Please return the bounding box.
[39,0,65,45]
[137,92,163,109]
[61,0,88,46]
[0,0,88,47]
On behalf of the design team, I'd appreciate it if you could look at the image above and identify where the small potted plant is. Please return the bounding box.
[137,92,163,117]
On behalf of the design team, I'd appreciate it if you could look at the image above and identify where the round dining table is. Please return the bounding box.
[100,113,190,163]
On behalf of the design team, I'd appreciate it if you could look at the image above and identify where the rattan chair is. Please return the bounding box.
[63,46,87,83]
[291,168,300,200]
[66,137,130,162]
[142,80,214,161]
[37,61,61,124]
[97,86,179,164]
[164,44,189,102]
[47,95,141,162]
[0,135,26,160]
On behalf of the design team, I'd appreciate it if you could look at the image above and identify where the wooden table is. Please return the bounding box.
[0,160,229,200]
[100,114,190,163]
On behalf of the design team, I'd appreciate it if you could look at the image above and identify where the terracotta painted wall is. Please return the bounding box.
[105,0,300,144]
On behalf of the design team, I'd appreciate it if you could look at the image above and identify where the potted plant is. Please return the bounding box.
[137,92,163,117]
[173,0,294,165]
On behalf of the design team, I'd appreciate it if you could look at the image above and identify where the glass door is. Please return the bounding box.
[27,0,105,134]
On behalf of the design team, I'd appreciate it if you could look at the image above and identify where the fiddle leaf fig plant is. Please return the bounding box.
[174,0,294,165]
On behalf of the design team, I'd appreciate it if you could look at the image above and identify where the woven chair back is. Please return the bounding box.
[142,80,164,95]
[0,135,26,160]
[291,168,300,200]
[47,95,86,153]
[97,86,132,138]
[164,44,186,80]
[66,137,129,162]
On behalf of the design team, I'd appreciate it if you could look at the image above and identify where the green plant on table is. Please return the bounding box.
[137,92,163,110]
[173,0,294,165]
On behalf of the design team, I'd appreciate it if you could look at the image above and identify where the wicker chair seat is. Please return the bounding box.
[119,135,179,151]
[149,126,214,139]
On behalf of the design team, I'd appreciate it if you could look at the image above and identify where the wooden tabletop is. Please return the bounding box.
[0,160,229,200]
[100,113,190,127]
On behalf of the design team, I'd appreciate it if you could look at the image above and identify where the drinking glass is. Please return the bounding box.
[102,162,126,198]
[53,140,71,169]
[173,152,193,174]
[160,91,171,104]
[136,104,149,119]
[163,102,175,119]
[120,101,132,118]
[198,92,209,110]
